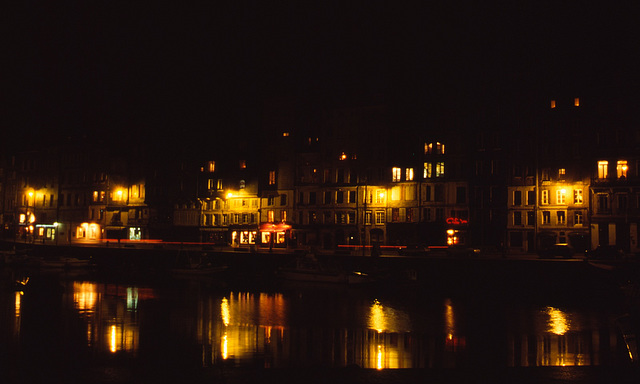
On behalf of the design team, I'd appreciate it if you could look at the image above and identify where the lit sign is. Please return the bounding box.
[446,217,468,225]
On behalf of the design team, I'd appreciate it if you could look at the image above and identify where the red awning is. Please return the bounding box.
[259,222,291,232]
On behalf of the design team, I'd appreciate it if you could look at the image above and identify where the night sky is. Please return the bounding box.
[4,2,640,150]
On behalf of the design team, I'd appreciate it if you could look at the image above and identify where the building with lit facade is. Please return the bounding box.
[589,122,640,253]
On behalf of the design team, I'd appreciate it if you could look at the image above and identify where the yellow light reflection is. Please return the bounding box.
[221,297,230,326]
[377,345,383,370]
[15,291,22,317]
[110,325,117,353]
[546,307,570,335]
[369,299,385,333]
[74,282,97,314]
[445,298,455,336]
[222,333,228,360]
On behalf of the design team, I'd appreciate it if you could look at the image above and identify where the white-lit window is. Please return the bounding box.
[375,189,385,204]
[423,162,432,178]
[556,189,566,204]
[598,161,608,179]
[617,160,628,178]
[392,167,402,182]
[406,168,414,181]
[541,190,549,205]
[435,162,445,178]
[375,211,385,225]
[574,189,583,204]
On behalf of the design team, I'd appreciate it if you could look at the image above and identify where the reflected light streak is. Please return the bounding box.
[15,291,22,317]
[377,345,383,370]
[221,297,230,326]
[369,299,385,333]
[222,333,228,360]
[546,307,570,335]
[445,298,455,336]
[110,325,117,353]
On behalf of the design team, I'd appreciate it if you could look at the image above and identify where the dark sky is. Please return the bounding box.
[3,2,639,147]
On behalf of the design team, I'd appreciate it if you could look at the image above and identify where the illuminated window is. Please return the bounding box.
[556,189,566,204]
[239,160,246,169]
[375,211,385,225]
[542,211,551,224]
[239,180,245,189]
[217,179,223,190]
[93,191,99,202]
[281,210,287,222]
[339,152,347,161]
[557,211,566,225]
[574,97,580,107]
[392,167,402,182]
[406,168,414,181]
[574,211,583,225]
[598,161,608,179]
[282,132,290,137]
[269,171,276,185]
[208,161,215,172]
[267,210,274,222]
[558,168,565,178]
[550,100,556,109]
[574,189,583,204]
[425,141,445,154]
[423,162,432,178]
[435,162,445,178]
[541,190,549,205]
[375,189,385,204]
[617,160,628,178]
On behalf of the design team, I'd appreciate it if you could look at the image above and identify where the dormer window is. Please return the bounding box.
[617,160,628,178]
[425,142,445,155]
[598,161,608,179]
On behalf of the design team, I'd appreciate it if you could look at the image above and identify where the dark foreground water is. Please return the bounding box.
[1,259,639,383]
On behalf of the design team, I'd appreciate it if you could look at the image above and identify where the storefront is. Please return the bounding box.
[259,222,292,249]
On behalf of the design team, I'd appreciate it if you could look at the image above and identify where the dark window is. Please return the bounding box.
[456,186,466,204]
[336,191,344,204]
[527,190,535,205]
[514,191,522,206]
[309,192,316,205]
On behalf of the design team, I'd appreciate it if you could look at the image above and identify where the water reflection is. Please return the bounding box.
[0,273,626,373]
[69,281,150,356]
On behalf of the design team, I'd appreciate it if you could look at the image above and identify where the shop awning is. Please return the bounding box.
[259,222,292,232]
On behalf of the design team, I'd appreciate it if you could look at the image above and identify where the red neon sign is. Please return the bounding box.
[446,217,468,225]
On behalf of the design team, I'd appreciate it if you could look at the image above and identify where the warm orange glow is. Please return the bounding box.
[546,307,570,335]
[574,97,579,107]
[550,100,556,108]
[598,160,608,179]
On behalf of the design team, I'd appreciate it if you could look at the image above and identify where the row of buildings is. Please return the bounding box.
[2,95,639,254]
